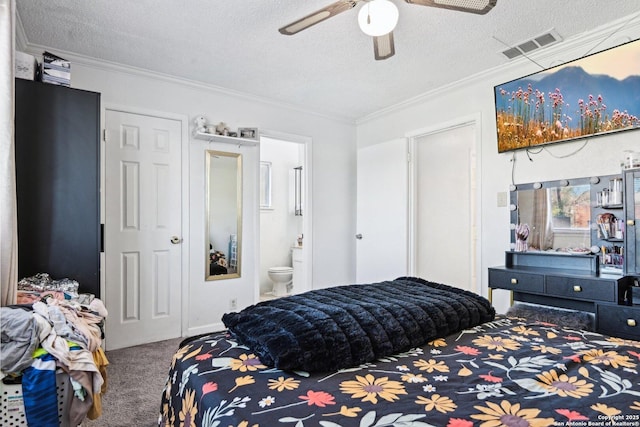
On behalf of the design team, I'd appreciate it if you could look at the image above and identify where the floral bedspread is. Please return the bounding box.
[159,316,640,427]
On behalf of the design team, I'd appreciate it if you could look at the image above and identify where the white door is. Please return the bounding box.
[356,139,408,283]
[104,109,183,350]
[413,124,476,291]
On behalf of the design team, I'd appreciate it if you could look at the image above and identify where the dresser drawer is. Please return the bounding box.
[488,269,544,293]
[597,304,640,340]
[545,276,618,302]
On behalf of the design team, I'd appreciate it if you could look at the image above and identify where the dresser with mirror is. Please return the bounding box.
[489,168,640,340]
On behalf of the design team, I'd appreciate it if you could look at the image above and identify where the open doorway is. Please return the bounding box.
[259,134,312,299]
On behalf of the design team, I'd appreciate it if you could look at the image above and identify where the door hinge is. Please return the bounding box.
[103,129,107,142]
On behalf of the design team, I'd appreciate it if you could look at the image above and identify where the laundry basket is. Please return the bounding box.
[1,370,72,427]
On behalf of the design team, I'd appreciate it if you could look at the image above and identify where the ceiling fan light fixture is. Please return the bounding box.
[357,0,399,37]
[279,0,497,60]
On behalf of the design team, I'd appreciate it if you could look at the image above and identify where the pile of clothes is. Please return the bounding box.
[1,273,109,427]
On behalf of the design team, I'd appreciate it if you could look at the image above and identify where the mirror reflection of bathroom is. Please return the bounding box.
[259,136,308,300]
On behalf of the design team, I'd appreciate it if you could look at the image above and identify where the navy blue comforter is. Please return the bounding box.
[222,277,495,372]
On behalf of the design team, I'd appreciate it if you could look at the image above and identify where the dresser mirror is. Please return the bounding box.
[206,150,242,281]
[510,177,592,252]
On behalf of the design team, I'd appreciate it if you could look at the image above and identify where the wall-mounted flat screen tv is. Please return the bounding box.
[494,39,640,153]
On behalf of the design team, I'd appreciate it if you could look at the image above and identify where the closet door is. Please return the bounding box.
[356,139,408,283]
[15,79,101,296]
[413,123,477,292]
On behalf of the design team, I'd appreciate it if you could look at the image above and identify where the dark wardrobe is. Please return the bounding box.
[15,79,101,297]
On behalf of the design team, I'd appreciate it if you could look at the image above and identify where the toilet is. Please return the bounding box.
[268,267,293,296]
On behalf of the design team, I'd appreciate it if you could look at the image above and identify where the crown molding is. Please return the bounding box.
[356,15,640,125]
[14,7,639,127]
[16,41,356,126]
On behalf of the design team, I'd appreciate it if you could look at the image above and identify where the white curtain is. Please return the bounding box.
[0,0,18,306]
[530,188,554,251]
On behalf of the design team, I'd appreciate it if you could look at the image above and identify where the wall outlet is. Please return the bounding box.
[230,298,238,310]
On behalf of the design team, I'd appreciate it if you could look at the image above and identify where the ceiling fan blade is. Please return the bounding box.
[279,0,361,35]
[405,0,497,14]
[373,32,395,60]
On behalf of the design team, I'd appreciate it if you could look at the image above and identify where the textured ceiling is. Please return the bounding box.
[15,1,640,121]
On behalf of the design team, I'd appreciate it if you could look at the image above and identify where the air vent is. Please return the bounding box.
[517,40,538,53]
[501,29,562,60]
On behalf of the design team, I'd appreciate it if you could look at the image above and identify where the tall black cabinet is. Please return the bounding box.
[624,168,640,277]
[15,79,101,296]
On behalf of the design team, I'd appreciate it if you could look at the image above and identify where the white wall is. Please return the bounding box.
[356,19,640,314]
[17,16,638,333]
[44,58,357,335]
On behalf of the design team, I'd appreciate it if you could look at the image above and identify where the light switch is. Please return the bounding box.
[497,191,508,207]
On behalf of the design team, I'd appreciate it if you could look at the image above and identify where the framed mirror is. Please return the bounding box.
[511,178,591,253]
[206,150,242,280]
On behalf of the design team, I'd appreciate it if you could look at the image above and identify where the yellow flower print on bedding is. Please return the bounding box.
[591,403,621,417]
[473,335,522,352]
[415,394,457,413]
[178,389,198,427]
[511,325,540,336]
[413,359,449,373]
[530,345,562,355]
[229,375,255,393]
[428,338,447,347]
[534,369,593,398]
[172,344,193,368]
[339,374,407,404]
[229,354,267,372]
[580,349,636,369]
[268,376,300,392]
[471,401,554,427]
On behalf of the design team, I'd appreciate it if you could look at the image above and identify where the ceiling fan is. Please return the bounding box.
[279,0,497,60]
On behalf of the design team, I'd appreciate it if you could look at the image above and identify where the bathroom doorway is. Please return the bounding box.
[259,134,312,299]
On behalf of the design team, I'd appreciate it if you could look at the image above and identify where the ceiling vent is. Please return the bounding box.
[501,29,562,60]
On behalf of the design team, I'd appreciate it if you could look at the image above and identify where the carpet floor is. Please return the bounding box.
[82,337,183,427]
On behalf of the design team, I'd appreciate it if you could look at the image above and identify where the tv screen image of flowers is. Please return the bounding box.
[494,39,640,153]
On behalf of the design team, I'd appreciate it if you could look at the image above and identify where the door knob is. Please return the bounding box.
[170,236,182,244]
[355,234,363,240]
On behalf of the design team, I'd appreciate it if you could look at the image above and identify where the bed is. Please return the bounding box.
[159,277,640,426]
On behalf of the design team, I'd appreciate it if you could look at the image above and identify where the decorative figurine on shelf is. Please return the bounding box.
[215,122,230,136]
[515,223,530,252]
[194,116,207,133]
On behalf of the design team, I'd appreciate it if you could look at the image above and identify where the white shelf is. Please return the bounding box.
[192,130,259,146]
